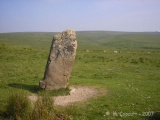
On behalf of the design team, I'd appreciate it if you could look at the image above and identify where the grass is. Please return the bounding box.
[38,87,71,96]
[0,31,160,119]
[31,95,56,120]
[4,91,31,120]
[2,91,72,120]
[1,31,160,50]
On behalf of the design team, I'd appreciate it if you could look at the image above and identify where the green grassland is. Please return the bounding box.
[1,31,160,50]
[0,31,160,119]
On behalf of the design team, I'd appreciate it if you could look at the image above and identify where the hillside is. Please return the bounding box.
[0,31,160,119]
[0,31,160,50]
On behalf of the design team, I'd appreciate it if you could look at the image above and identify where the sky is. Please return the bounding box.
[0,0,160,33]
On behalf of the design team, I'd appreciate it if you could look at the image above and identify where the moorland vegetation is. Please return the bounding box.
[0,31,160,119]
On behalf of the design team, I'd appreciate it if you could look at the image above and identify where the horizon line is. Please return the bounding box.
[0,30,159,34]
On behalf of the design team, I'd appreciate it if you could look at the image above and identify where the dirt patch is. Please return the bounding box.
[54,86,98,106]
[28,86,98,106]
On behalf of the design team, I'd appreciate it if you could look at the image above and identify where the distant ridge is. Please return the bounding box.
[1,30,160,34]
[0,31,160,50]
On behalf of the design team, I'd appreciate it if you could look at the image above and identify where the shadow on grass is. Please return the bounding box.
[8,83,70,96]
[8,83,39,93]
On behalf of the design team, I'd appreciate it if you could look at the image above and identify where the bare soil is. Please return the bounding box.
[28,86,98,106]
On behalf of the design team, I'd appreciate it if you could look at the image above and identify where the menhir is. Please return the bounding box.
[39,29,77,90]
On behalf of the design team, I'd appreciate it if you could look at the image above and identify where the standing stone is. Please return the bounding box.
[39,29,77,90]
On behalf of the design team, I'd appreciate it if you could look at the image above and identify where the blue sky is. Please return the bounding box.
[0,0,160,33]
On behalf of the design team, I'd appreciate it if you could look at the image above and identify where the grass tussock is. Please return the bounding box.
[2,92,73,120]
[31,94,73,120]
[31,95,56,120]
[5,91,31,120]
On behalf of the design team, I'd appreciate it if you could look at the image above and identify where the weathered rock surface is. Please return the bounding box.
[39,29,77,90]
